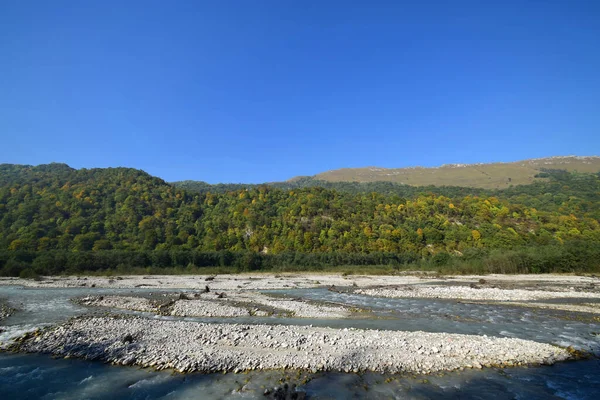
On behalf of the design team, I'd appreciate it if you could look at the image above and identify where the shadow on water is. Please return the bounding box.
[2,352,600,399]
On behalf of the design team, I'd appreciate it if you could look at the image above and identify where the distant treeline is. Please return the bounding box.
[1,163,600,276]
[2,239,600,278]
[173,177,491,198]
[173,169,600,205]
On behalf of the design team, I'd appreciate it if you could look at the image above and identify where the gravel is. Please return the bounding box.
[75,294,252,318]
[2,274,597,292]
[10,316,571,375]
[75,291,352,319]
[356,286,600,302]
[75,296,157,313]
[219,292,351,318]
[170,299,250,317]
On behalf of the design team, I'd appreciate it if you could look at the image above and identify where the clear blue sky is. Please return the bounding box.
[1,1,599,183]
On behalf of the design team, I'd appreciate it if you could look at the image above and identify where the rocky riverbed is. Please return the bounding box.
[217,291,352,318]
[170,297,252,317]
[3,273,597,292]
[10,316,572,375]
[75,295,158,313]
[2,277,599,399]
[356,285,600,302]
[73,290,353,319]
[6,273,600,320]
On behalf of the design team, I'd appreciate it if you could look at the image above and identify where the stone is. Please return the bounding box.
[122,333,134,344]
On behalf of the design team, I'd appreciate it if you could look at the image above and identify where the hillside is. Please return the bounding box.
[1,163,600,276]
[0,163,203,253]
[310,156,600,189]
[173,156,600,193]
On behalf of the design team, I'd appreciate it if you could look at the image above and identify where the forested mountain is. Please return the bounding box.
[1,163,600,276]
[174,170,600,221]
[0,163,202,252]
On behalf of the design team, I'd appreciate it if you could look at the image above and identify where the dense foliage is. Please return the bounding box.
[175,170,600,212]
[173,177,490,198]
[1,163,599,276]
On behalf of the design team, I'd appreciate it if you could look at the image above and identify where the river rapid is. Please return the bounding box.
[1,285,599,399]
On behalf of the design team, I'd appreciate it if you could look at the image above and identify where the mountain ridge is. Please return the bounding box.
[3,156,600,190]
[305,155,600,189]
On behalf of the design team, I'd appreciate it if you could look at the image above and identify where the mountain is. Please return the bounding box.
[173,155,600,196]
[1,161,600,276]
[308,156,600,189]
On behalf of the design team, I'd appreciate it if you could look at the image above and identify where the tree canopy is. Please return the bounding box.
[1,163,599,276]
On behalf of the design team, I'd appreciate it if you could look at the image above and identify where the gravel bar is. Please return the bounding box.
[170,299,250,317]
[2,274,597,291]
[76,296,157,313]
[75,292,349,318]
[10,316,571,375]
[220,292,351,318]
[357,286,600,301]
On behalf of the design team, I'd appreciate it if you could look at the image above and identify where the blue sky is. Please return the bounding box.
[1,1,599,183]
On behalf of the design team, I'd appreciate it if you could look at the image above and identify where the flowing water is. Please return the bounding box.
[1,285,599,399]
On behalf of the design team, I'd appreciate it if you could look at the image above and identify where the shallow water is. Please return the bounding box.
[1,285,600,399]
[0,286,178,343]
[270,288,600,354]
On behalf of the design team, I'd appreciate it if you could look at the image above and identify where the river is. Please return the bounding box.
[1,285,599,399]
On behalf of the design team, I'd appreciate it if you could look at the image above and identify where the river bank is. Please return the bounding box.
[1,273,598,291]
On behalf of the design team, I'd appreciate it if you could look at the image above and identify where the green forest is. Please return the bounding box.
[1,163,600,277]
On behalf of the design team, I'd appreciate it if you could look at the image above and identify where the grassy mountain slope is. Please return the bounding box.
[311,156,600,189]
